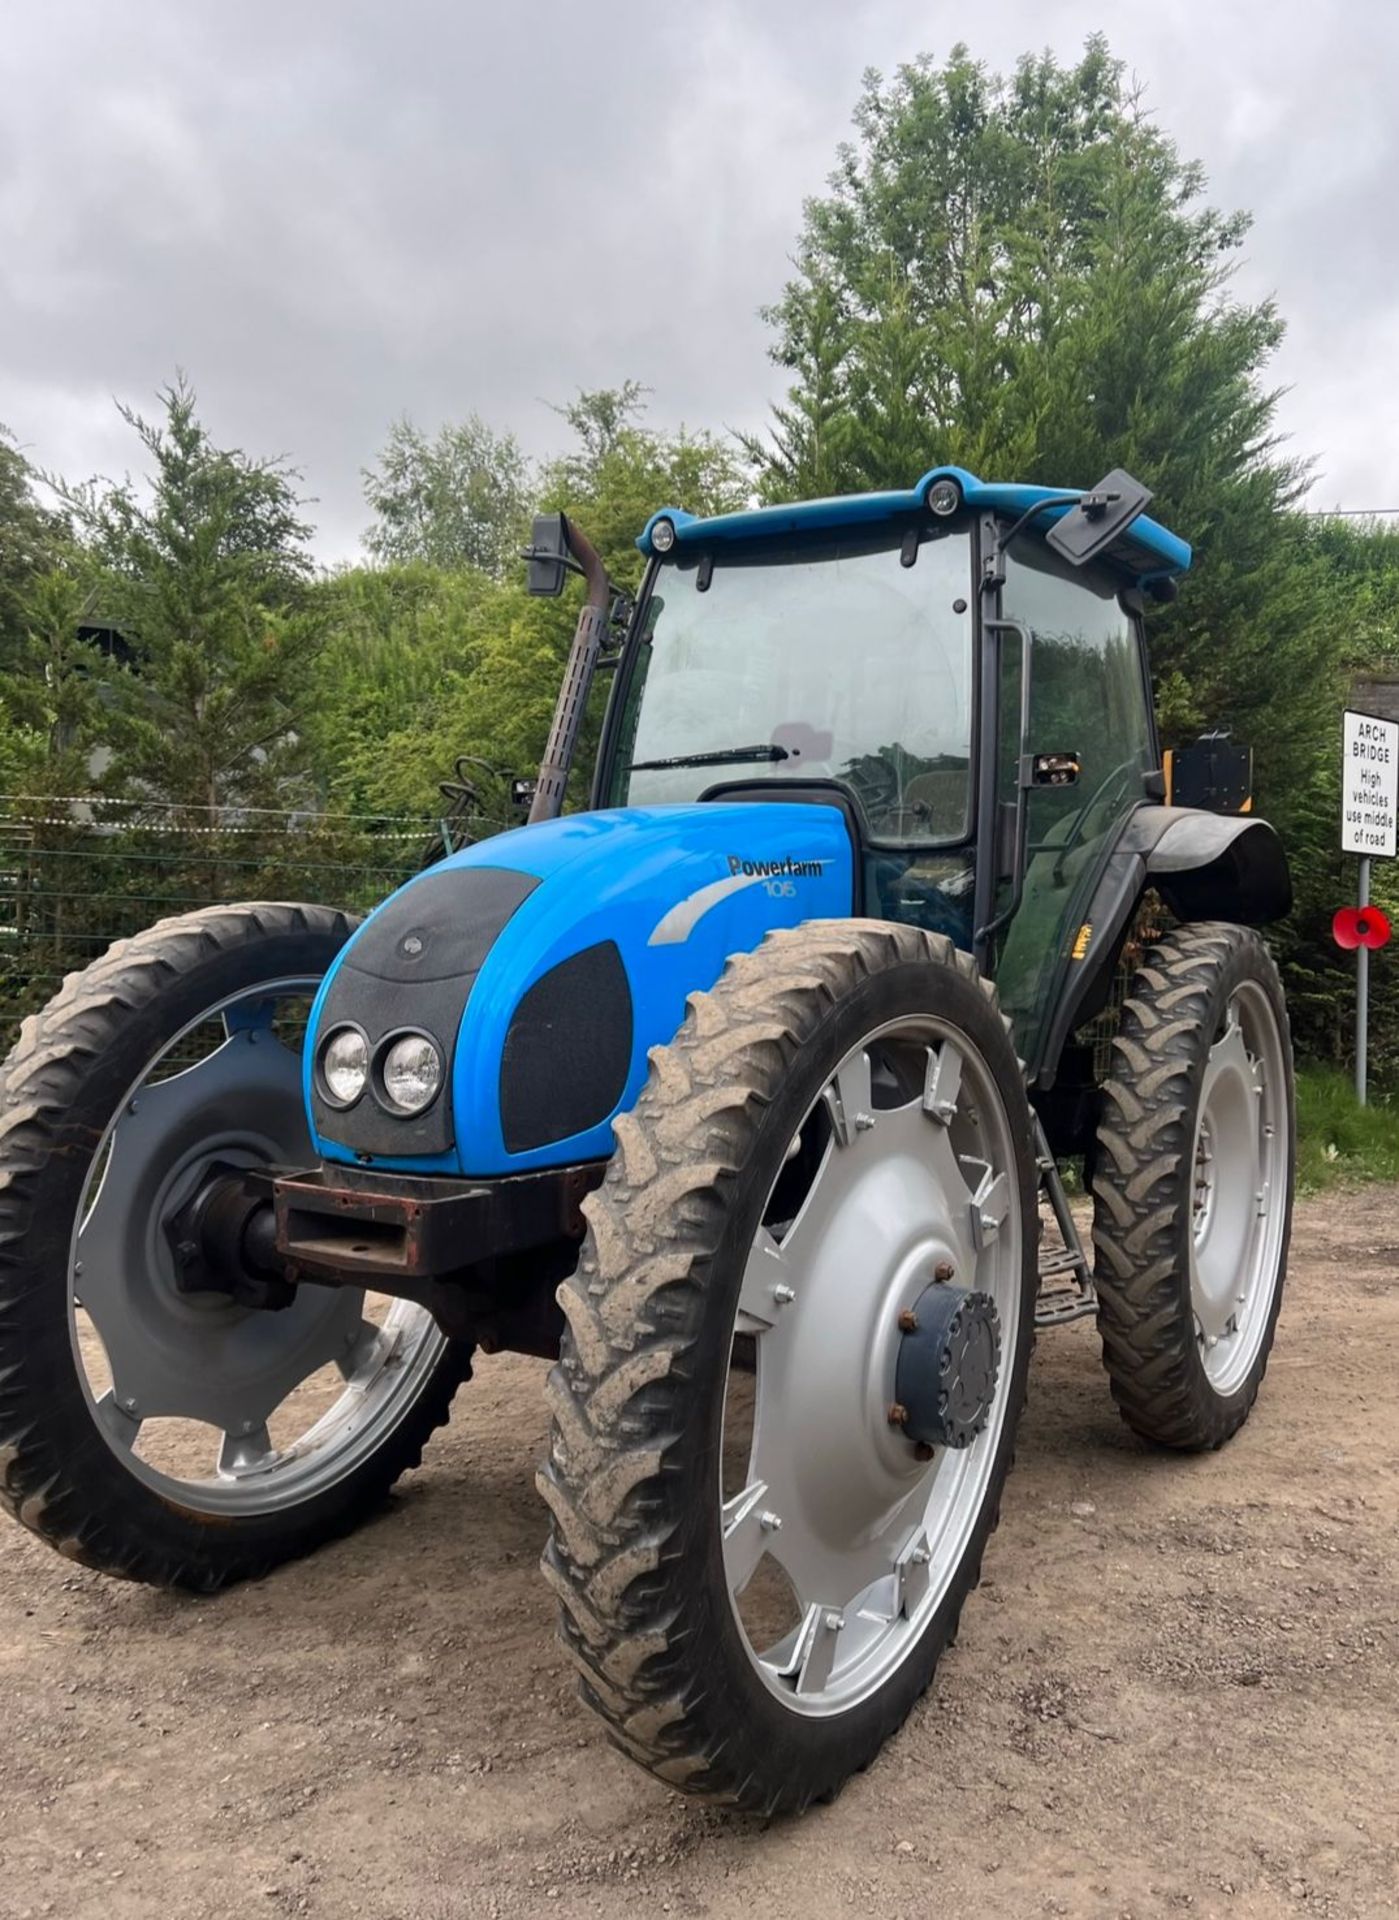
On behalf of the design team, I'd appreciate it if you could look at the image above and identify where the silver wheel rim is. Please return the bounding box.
[69,977,447,1514]
[1190,980,1289,1397]
[720,1015,1023,1717]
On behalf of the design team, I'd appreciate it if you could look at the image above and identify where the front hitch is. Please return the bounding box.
[271,1163,603,1283]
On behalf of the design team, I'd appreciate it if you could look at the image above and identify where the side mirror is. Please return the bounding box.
[1045,468,1153,568]
[524,512,574,597]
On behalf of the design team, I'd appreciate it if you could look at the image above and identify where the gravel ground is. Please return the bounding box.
[2,1186,1397,1920]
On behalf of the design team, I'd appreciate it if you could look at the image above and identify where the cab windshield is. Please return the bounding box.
[605,526,975,845]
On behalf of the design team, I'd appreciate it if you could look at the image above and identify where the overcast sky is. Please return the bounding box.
[5,0,1397,562]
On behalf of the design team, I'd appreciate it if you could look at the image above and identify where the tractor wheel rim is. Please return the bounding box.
[1189,980,1289,1397]
[69,978,447,1515]
[719,1014,1022,1718]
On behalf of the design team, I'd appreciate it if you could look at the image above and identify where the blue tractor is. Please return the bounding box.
[0,467,1295,1813]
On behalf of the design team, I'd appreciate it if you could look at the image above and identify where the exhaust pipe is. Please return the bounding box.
[527,516,611,825]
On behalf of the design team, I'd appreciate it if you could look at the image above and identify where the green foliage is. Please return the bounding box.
[0,427,67,649]
[1295,1067,1399,1193]
[52,379,323,812]
[0,430,78,791]
[363,414,530,577]
[538,385,750,587]
[752,41,1284,504]
[306,563,572,819]
[319,388,755,819]
[0,567,110,796]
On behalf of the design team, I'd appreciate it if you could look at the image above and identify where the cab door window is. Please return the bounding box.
[993,544,1155,1056]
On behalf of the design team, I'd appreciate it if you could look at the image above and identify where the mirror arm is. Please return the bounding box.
[982,496,1082,588]
[521,544,585,581]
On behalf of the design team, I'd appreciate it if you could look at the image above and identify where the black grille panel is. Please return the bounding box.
[499,942,633,1154]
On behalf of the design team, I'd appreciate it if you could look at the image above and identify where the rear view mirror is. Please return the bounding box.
[524,512,573,597]
[1046,468,1153,568]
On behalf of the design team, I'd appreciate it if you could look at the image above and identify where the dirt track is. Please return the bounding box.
[2,1187,1397,1920]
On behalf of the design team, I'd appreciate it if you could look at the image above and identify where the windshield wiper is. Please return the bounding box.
[626,744,792,772]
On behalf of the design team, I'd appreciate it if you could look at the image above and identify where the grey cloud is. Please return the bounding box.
[4,0,1397,560]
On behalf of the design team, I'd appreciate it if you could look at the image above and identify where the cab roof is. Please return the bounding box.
[636,464,1192,583]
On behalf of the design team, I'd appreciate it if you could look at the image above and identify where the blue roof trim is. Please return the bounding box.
[636,465,1192,580]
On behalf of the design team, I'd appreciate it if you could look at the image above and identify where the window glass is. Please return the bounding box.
[994,544,1154,1054]
[608,529,974,845]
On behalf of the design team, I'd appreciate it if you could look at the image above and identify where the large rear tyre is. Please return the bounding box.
[0,904,469,1591]
[1092,922,1294,1450]
[538,921,1037,1814]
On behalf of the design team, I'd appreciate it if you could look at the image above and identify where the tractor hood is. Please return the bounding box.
[303,804,855,1176]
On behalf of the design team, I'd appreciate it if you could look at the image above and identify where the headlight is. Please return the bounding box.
[319,1026,369,1108]
[380,1032,443,1115]
[927,478,962,517]
[650,516,676,553]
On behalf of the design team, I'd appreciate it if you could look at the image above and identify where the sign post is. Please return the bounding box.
[1341,710,1399,1102]
[1357,854,1371,1104]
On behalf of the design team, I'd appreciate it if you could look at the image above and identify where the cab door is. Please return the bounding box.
[988,544,1157,1072]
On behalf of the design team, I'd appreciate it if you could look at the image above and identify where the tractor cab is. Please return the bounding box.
[581,468,1199,1080]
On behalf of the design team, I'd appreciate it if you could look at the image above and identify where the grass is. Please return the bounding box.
[1295,1065,1399,1193]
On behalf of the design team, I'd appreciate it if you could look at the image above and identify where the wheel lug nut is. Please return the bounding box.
[759,1510,783,1532]
[897,1308,919,1333]
[772,1282,796,1304]
[887,1402,908,1428]
[935,1261,955,1283]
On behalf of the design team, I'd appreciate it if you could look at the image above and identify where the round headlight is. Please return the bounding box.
[928,478,962,517]
[380,1033,443,1115]
[650,517,676,554]
[320,1026,369,1108]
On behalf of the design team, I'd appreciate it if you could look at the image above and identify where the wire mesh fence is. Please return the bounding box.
[0,795,470,1050]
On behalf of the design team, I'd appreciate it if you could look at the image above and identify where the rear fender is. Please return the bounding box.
[1036,805,1291,1089]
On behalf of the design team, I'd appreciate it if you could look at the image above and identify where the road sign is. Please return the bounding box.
[1342,709,1399,857]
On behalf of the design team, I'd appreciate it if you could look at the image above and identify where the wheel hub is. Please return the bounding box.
[893,1283,1001,1450]
[74,1022,365,1435]
[165,1161,293,1311]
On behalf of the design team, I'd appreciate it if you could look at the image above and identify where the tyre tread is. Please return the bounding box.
[539,918,1032,1813]
[1090,920,1293,1451]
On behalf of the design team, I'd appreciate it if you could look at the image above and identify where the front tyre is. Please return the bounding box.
[537,921,1038,1814]
[1092,922,1295,1450]
[0,904,469,1591]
